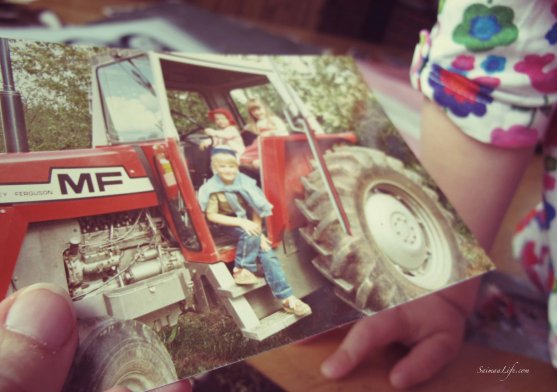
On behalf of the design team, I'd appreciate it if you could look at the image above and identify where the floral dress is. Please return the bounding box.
[411,0,557,365]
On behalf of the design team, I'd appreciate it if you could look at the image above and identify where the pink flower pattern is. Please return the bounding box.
[545,174,556,191]
[474,76,501,88]
[451,55,475,71]
[514,54,557,93]
[490,125,538,147]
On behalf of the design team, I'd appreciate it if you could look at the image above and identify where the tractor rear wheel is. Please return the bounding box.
[296,146,464,313]
[63,318,177,392]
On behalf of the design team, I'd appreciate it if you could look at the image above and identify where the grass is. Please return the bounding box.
[158,287,361,379]
[159,309,282,378]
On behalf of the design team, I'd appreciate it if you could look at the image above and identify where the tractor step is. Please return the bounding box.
[217,278,267,299]
[242,308,311,341]
[198,262,311,341]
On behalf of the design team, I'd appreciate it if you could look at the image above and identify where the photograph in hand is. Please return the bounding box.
[0,38,493,391]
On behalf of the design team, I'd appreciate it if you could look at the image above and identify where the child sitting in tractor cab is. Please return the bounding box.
[198,148,311,317]
[200,108,245,157]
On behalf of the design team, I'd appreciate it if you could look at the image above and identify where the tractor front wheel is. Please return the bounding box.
[63,318,177,392]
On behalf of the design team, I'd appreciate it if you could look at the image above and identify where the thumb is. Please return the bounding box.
[0,283,78,392]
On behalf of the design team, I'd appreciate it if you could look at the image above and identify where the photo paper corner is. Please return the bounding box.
[0,38,494,391]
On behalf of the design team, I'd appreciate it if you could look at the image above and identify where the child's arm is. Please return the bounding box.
[321,99,535,388]
[205,193,262,237]
[206,212,261,236]
[217,125,241,139]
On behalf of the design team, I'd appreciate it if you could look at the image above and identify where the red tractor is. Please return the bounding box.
[0,42,464,390]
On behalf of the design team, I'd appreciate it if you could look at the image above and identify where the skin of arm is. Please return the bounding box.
[205,126,238,140]
[206,212,261,236]
[321,99,535,389]
[206,205,270,249]
[216,125,241,140]
[204,127,217,137]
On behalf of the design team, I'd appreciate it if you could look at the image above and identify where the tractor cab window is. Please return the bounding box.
[166,89,213,190]
[97,55,163,144]
[167,90,209,137]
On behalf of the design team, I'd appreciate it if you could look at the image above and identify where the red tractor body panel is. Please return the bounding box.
[0,139,220,298]
[0,132,356,298]
[261,132,357,244]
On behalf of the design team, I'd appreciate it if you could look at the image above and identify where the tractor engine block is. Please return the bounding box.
[64,209,184,299]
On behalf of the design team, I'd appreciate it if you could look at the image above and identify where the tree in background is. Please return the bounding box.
[0,44,385,153]
[274,56,373,134]
[0,40,108,152]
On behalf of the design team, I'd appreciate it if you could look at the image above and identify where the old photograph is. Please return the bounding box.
[0,39,493,391]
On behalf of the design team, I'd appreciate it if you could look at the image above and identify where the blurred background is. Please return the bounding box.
[0,0,438,60]
[1,1,551,391]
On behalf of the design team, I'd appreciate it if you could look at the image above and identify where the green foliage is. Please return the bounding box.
[0,46,388,155]
[0,40,109,152]
[167,89,210,134]
[273,56,372,134]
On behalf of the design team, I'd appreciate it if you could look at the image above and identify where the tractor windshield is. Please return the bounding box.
[97,55,163,144]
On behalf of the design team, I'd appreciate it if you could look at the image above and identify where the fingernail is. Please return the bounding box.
[5,283,75,350]
[321,352,346,379]
[320,361,336,378]
[390,371,407,389]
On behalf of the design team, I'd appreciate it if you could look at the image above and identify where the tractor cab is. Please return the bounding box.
[88,51,356,339]
[90,52,345,264]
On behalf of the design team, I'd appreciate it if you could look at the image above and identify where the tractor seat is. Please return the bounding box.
[209,224,238,249]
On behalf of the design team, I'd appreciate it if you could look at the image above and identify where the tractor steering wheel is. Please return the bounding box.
[179,125,213,148]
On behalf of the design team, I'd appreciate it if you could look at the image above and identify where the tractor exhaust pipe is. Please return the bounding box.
[0,38,29,153]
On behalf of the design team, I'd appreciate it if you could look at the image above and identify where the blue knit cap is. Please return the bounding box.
[211,147,237,158]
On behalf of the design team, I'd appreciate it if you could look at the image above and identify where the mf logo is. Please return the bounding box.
[58,171,123,194]
[0,167,154,204]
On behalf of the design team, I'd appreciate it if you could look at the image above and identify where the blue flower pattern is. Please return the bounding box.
[481,55,506,73]
[470,15,501,41]
[546,23,557,45]
[543,195,556,230]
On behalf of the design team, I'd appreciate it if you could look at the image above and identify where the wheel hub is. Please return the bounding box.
[364,193,427,270]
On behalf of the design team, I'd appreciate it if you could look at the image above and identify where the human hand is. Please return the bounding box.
[199,139,211,150]
[320,282,476,389]
[0,283,191,392]
[260,234,272,252]
[239,219,261,236]
[0,283,78,392]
